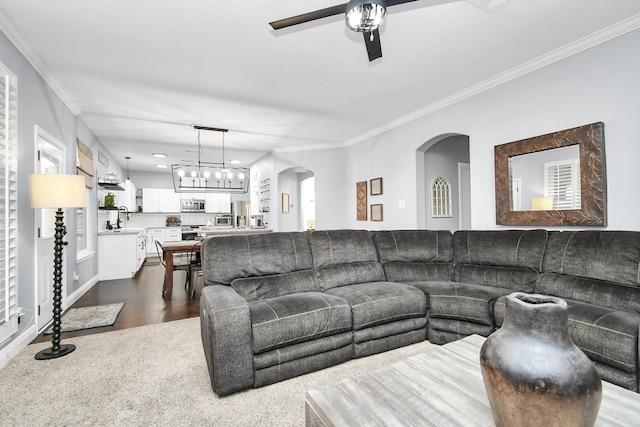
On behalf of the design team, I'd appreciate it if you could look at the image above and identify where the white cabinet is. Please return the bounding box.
[146,228,167,255]
[120,181,136,212]
[166,227,181,242]
[99,231,145,280]
[136,232,145,271]
[205,193,231,213]
[146,227,181,255]
[142,188,181,213]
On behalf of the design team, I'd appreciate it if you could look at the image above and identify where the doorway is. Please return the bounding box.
[34,127,66,331]
[277,168,315,232]
[416,134,470,232]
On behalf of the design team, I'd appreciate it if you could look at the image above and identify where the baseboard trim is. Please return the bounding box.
[0,324,38,369]
[66,274,99,308]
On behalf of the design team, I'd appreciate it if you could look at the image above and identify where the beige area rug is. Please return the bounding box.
[1,317,436,426]
[44,303,125,334]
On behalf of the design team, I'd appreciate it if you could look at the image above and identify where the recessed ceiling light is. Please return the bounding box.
[156,164,168,169]
[229,159,242,165]
[152,153,167,158]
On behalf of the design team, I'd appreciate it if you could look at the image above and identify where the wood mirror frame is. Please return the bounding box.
[495,122,606,226]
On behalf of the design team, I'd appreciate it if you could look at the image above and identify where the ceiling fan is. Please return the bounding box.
[269,0,458,62]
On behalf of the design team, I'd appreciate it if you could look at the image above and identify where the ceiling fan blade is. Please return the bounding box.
[386,0,421,6]
[363,30,383,61]
[269,4,347,30]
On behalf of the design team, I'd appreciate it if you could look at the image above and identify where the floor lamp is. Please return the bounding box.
[29,174,86,360]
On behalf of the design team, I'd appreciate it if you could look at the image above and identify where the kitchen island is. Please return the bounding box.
[98,228,146,280]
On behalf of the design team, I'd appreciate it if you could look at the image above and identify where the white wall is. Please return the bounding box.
[266,28,640,231]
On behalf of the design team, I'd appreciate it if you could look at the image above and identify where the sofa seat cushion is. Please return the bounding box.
[565,300,640,374]
[414,281,512,325]
[249,292,352,354]
[325,282,427,330]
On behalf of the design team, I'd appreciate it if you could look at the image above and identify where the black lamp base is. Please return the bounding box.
[35,343,76,360]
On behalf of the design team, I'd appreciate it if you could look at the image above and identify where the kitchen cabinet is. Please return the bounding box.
[142,188,181,213]
[98,230,145,280]
[120,181,136,212]
[146,227,181,255]
[205,193,231,213]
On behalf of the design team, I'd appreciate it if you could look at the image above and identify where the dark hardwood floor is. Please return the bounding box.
[31,257,201,344]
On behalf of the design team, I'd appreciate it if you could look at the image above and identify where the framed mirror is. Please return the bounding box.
[495,122,606,226]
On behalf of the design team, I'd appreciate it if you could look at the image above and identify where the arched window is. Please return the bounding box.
[432,177,452,217]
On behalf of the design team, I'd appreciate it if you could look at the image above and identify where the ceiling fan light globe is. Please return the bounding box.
[345,0,386,32]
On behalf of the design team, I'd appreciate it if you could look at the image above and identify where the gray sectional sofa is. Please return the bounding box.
[199,229,640,396]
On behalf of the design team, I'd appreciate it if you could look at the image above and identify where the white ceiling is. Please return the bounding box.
[1,1,639,173]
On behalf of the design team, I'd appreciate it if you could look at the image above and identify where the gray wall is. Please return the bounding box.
[267,28,640,231]
[0,28,124,364]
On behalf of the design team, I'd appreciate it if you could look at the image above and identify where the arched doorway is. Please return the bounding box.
[416,134,470,231]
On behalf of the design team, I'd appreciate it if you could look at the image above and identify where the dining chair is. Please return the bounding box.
[187,240,202,299]
[155,240,191,298]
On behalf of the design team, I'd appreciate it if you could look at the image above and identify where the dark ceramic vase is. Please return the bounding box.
[480,292,602,427]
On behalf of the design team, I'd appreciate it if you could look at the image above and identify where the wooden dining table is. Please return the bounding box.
[162,240,202,299]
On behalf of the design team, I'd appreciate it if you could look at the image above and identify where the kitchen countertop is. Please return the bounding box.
[197,227,273,236]
[98,228,145,235]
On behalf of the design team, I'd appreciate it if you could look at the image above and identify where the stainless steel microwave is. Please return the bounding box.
[215,216,233,227]
[181,199,205,212]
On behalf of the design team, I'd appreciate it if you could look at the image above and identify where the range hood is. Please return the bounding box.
[97,181,125,191]
[97,172,125,191]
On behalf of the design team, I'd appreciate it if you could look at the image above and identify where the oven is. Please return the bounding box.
[181,225,203,240]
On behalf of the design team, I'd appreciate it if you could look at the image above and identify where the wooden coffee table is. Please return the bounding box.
[305,334,640,426]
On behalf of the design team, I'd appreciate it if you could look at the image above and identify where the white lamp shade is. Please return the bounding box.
[29,174,87,209]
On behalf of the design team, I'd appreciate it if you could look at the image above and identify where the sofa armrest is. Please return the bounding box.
[200,285,253,396]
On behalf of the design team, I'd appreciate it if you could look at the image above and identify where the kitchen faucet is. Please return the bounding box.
[116,206,130,229]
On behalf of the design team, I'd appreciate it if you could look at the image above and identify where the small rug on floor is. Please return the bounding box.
[44,303,125,334]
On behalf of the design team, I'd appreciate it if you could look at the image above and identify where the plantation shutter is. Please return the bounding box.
[544,159,580,210]
[0,64,18,345]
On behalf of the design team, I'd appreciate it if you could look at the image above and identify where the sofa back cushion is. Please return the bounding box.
[231,270,319,302]
[308,230,385,291]
[538,231,640,311]
[372,230,454,282]
[201,232,315,287]
[453,230,548,291]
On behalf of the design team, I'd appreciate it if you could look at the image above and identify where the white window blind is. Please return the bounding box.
[432,176,453,218]
[544,159,580,210]
[0,64,18,345]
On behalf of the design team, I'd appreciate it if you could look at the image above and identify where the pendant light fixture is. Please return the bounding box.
[171,125,250,193]
[345,0,387,32]
[124,156,132,185]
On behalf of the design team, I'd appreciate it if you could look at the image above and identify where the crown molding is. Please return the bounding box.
[338,13,640,148]
[0,9,81,115]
